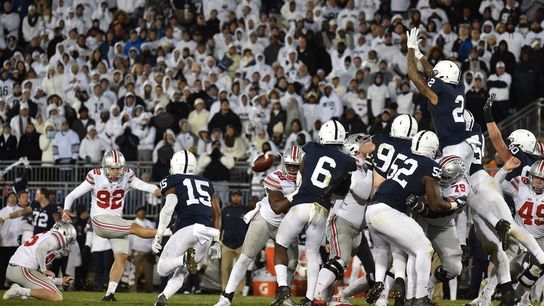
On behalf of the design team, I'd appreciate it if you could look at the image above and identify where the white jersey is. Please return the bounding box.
[331,165,373,228]
[425,177,471,227]
[87,168,135,218]
[259,169,297,228]
[503,176,544,238]
[10,231,65,271]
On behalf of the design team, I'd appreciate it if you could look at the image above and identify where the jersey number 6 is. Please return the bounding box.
[311,156,337,189]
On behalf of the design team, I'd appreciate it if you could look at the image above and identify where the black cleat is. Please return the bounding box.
[296,297,313,306]
[154,293,167,306]
[366,281,384,304]
[393,278,406,306]
[221,291,234,302]
[495,219,511,251]
[101,293,117,302]
[270,286,292,306]
[412,297,434,306]
[185,247,198,274]
[500,284,520,306]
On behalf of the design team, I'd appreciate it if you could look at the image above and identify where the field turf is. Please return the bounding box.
[0,291,518,305]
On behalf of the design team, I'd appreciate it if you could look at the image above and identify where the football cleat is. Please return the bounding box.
[329,294,353,306]
[154,293,166,306]
[393,277,406,306]
[101,293,117,302]
[185,247,198,275]
[213,292,233,306]
[495,219,511,251]
[366,281,385,304]
[3,283,21,300]
[270,286,293,306]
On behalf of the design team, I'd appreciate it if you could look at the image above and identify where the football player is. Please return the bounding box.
[153,150,221,306]
[367,130,461,306]
[3,221,76,301]
[214,146,303,306]
[313,133,374,306]
[62,149,161,301]
[270,120,357,306]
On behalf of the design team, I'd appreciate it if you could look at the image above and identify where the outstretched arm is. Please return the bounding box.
[406,28,438,105]
[156,188,177,236]
[484,94,512,161]
[423,176,454,212]
[130,177,161,197]
[211,194,221,230]
[63,180,93,220]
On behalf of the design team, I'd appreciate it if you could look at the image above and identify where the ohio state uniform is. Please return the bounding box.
[504,176,544,238]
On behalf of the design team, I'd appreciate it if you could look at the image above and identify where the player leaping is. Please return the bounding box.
[62,149,161,302]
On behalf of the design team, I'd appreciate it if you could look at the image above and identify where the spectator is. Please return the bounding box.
[52,120,80,165]
[318,84,343,124]
[152,129,181,163]
[208,99,242,135]
[487,61,512,122]
[71,106,96,140]
[17,122,41,161]
[188,98,210,136]
[285,119,311,150]
[0,124,17,161]
[466,74,490,129]
[9,102,35,141]
[267,101,287,138]
[176,119,196,152]
[0,191,21,289]
[115,123,140,162]
[340,107,367,134]
[511,48,543,110]
[396,81,416,115]
[490,40,516,75]
[133,113,156,162]
[198,140,235,205]
[220,191,250,294]
[79,125,109,163]
[367,72,391,121]
[30,187,60,234]
[129,207,155,293]
[369,109,393,135]
[39,121,55,166]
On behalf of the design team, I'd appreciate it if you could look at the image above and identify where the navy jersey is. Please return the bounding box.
[371,151,441,212]
[292,142,357,209]
[160,174,215,230]
[427,77,468,149]
[31,201,61,234]
[505,144,543,181]
[371,134,413,178]
[468,124,485,175]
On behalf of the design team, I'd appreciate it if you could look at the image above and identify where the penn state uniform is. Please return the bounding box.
[275,141,356,301]
[6,232,65,295]
[156,174,219,277]
[31,202,61,234]
[504,144,543,181]
[372,134,413,178]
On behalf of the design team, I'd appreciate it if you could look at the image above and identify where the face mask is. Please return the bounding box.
[47,130,55,139]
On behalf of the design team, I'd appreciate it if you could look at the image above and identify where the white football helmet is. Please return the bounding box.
[282,145,304,181]
[390,114,418,139]
[433,60,460,85]
[342,133,371,156]
[52,221,77,245]
[463,109,475,131]
[411,130,439,159]
[438,155,466,186]
[529,160,544,194]
[507,129,536,153]
[102,150,126,181]
[319,120,346,145]
[170,150,197,175]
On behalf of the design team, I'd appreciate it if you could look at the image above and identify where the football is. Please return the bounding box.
[251,152,275,172]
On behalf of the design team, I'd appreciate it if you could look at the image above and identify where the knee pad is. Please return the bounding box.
[434,265,457,282]
[518,263,542,288]
[323,257,345,280]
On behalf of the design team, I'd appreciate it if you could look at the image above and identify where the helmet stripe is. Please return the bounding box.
[406,114,412,138]
[333,120,338,140]
[439,155,459,167]
[539,160,544,173]
[292,146,298,160]
[113,150,118,163]
[183,150,188,173]
[415,131,427,151]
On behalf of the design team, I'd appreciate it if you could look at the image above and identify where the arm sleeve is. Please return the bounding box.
[36,237,59,272]
[494,167,509,183]
[157,193,177,236]
[129,177,158,194]
[64,180,93,211]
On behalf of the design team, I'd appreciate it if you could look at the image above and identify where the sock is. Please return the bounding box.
[225,254,253,294]
[314,269,336,300]
[163,267,188,299]
[414,252,432,299]
[275,264,288,287]
[286,268,295,286]
[342,276,367,298]
[449,277,458,300]
[305,249,320,301]
[106,281,118,295]
[17,287,31,297]
[406,255,416,299]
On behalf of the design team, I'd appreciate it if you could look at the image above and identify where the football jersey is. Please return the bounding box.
[9,231,66,271]
[331,162,373,228]
[505,144,543,181]
[372,151,441,212]
[87,168,136,219]
[160,174,215,230]
[31,201,61,234]
[260,169,297,227]
[467,124,485,175]
[372,134,413,178]
[503,176,544,238]
[426,77,468,149]
[425,177,471,225]
[292,142,357,210]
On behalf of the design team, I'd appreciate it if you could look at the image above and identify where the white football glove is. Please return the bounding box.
[406,28,424,60]
[152,234,162,254]
[208,241,221,260]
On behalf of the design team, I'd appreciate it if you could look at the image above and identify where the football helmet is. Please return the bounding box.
[463,109,475,132]
[170,150,197,175]
[102,150,126,181]
[390,114,418,139]
[411,130,439,159]
[438,155,466,186]
[282,145,304,181]
[507,129,536,154]
[319,120,346,145]
[529,160,544,194]
[433,60,460,85]
[52,221,77,245]
[342,133,371,157]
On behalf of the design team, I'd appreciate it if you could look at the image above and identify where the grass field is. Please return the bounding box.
[0,291,513,305]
